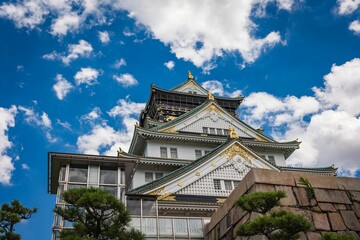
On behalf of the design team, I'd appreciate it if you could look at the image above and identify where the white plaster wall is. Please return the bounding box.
[145,140,218,160]
[132,165,177,189]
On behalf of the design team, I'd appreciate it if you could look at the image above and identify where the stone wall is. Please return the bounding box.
[207,169,360,240]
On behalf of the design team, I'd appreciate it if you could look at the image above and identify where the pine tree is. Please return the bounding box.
[55,188,144,240]
[236,191,311,240]
[0,200,37,240]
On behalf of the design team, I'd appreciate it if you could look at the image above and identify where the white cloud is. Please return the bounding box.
[77,99,145,155]
[337,0,360,15]
[41,112,52,128]
[113,58,127,69]
[21,163,30,170]
[53,74,73,100]
[349,20,360,34]
[0,0,47,29]
[98,31,110,44]
[43,40,93,65]
[201,80,242,98]
[56,119,71,130]
[50,13,80,36]
[0,105,17,185]
[241,58,360,176]
[313,58,360,116]
[164,61,175,70]
[113,73,138,87]
[74,67,100,86]
[115,0,290,67]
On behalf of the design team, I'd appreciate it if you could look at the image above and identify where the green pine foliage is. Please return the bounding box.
[236,191,286,214]
[236,191,311,240]
[320,233,356,240]
[55,188,144,240]
[0,200,37,240]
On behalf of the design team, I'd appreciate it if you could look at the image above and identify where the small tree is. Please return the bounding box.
[55,188,144,240]
[236,191,311,240]
[0,200,37,240]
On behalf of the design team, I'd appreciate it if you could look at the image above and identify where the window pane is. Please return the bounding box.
[127,197,141,215]
[195,150,202,159]
[174,219,188,235]
[57,184,65,203]
[170,148,178,159]
[160,147,168,158]
[67,184,86,190]
[202,127,208,134]
[216,128,223,135]
[204,150,210,155]
[189,219,203,236]
[159,218,173,235]
[100,166,117,184]
[209,128,215,134]
[130,217,141,231]
[143,218,157,235]
[223,129,229,135]
[89,165,98,184]
[155,172,163,179]
[59,164,66,182]
[120,168,125,184]
[68,164,88,183]
[142,198,156,216]
[213,179,221,190]
[224,180,232,190]
[268,156,275,164]
[145,172,153,182]
[100,185,117,197]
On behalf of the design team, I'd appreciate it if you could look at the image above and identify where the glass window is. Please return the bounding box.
[89,165,98,184]
[59,164,66,182]
[120,168,125,184]
[223,129,229,135]
[224,180,232,190]
[142,198,156,216]
[160,147,168,158]
[57,184,65,203]
[174,218,188,236]
[54,214,61,227]
[100,185,117,197]
[268,156,275,164]
[216,128,223,135]
[159,218,173,235]
[170,148,178,159]
[127,197,141,215]
[145,172,154,183]
[204,150,210,155]
[209,128,215,134]
[143,218,157,235]
[100,166,117,184]
[195,150,202,159]
[68,164,88,183]
[155,172,163,179]
[202,127,208,134]
[213,179,221,190]
[130,217,141,230]
[67,184,86,190]
[189,219,203,236]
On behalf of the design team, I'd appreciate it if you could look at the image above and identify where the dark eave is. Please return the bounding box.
[48,152,138,194]
[278,165,337,176]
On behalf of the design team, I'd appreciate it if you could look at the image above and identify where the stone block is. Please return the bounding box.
[282,207,313,225]
[275,186,297,206]
[337,177,360,191]
[293,172,338,189]
[350,191,360,202]
[334,204,347,210]
[338,231,360,240]
[294,187,310,207]
[312,212,330,231]
[314,189,351,204]
[219,216,227,238]
[306,232,321,240]
[232,206,247,224]
[353,202,360,218]
[340,210,360,231]
[225,178,249,213]
[318,203,336,212]
[252,169,296,186]
[248,183,275,193]
[311,206,322,213]
[328,212,346,231]
[298,231,307,240]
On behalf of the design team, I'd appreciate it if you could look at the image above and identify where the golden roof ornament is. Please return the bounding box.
[208,91,215,101]
[135,122,139,127]
[229,127,239,139]
[188,70,194,80]
[117,147,125,156]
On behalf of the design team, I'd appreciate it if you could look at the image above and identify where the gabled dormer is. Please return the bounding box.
[171,71,208,95]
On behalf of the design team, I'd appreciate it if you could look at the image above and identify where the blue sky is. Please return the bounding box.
[1,0,360,239]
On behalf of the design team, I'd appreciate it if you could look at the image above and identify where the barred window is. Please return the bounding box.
[216,128,223,135]
[224,180,232,190]
[145,172,153,183]
[268,155,275,164]
[209,128,216,134]
[202,127,208,134]
[170,148,178,159]
[160,147,168,158]
[155,172,163,179]
[213,179,221,190]
[195,150,202,159]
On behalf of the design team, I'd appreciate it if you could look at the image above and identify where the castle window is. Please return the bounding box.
[213,179,221,190]
[195,150,202,159]
[155,172,163,179]
[268,155,275,164]
[202,127,208,134]
[100,166,117,184]
[145,172,153,182]
[223,129,229,135]
[224,180,232,190]
[209,128,216,134]
[216,128,223,135]
[160,147,168,158]
[204,150,211,155]
[170,148,178,159]
[68,164,88,183]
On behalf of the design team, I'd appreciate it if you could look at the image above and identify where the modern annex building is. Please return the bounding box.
[48,72,337,240]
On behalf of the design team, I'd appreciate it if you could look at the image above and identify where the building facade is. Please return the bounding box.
[48,72,336,239]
